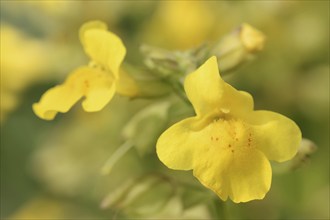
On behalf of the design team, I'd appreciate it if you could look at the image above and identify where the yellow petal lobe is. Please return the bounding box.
[221,84,254,117]
[249,110,302,162]
[194,147,271,203]
[184,56,253,117]
[184,56,225,116]
[156,117,203,170]
[79,20,108,46]
[81,28,126,78]
[32,84,81,120]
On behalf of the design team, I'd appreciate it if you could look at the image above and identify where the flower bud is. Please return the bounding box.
[240,23,266,53]
[211,23,266,74]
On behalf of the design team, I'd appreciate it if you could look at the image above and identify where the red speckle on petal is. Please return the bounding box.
[84,80,90,88]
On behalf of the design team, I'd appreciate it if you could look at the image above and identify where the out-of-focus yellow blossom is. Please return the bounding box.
[144,1,216,50]
[10,196,103,219]
[156,57,301,203]
[33,20,131,120]
[10,197,71,219]
[23,0,73,15]
[0,24,49,122]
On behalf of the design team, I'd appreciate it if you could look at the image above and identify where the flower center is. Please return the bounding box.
[208,117,254,153]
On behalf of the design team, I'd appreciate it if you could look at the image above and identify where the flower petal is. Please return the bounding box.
[221,84,254,117]
[184,56,253,117]
[33,67,115,120]
[156,117,205,170]
[249,110,302,162]
[184,56,224,116]
[32,84,82,120]
[81,27,126,78]
[115,69,139,97]
[81,69,116,112]
[194,148,271,203]
[79,20,107,46]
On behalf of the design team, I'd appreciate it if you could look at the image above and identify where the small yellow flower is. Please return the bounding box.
[156,56,301,203]
[33,21,126,120]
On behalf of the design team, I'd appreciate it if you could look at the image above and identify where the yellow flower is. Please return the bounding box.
[1,24,49,122]
[33,21,126,120]
[156,57,301,203]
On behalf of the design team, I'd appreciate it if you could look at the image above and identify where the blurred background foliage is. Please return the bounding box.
[1,1,329,219]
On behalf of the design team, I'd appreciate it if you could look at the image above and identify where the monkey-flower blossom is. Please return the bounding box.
[156,56,301,203]
[33,21,126,120]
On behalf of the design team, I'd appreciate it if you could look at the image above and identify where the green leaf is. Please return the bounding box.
[122,102,171,155]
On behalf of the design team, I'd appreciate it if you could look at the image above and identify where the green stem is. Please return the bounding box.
[212,198,227,220]
[101,141,134,175]
[165,76,191,105]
